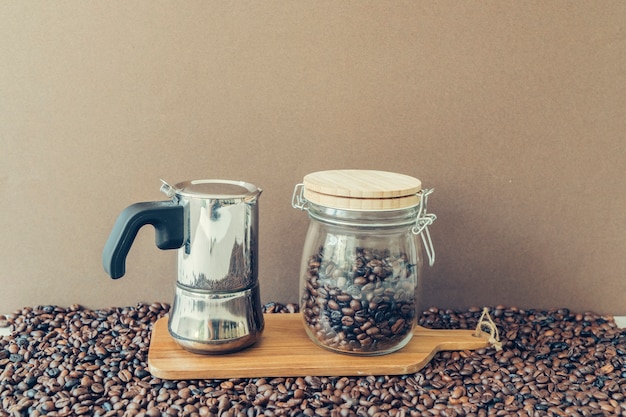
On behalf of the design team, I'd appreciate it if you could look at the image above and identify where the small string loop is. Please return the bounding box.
[474,307,503,351]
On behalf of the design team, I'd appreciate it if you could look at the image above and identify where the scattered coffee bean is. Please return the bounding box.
[0,303,624,416]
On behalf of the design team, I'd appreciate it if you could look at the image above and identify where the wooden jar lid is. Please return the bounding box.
[302,170,422,210]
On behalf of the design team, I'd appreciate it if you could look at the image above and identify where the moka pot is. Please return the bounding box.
[102,179,264,354]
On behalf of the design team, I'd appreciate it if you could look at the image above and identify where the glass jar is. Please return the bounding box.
[292,170,436,355]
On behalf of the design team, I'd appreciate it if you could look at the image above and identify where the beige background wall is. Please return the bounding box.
[1,2,625,315]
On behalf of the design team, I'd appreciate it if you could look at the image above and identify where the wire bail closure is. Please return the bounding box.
[292,183,436,267]
[291,183,307,211]
[412,188,437,267]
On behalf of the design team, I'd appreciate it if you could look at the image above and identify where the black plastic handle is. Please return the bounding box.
[103,201,184,279]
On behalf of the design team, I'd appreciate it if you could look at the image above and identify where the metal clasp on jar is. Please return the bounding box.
[292,183,437,266]
[412,188,437,267]
[291,183,307,210]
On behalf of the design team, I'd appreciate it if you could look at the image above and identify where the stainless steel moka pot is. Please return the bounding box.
[102,179,264,354]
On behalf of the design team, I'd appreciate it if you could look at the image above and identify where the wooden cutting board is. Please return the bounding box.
[148,314,491,379]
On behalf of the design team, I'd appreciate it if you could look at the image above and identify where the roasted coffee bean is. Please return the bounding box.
[1,302,625,416]
[341,316,355,327]
[353,276,368,286]
[301,247,417,354]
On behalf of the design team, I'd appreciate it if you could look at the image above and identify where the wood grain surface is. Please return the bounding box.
[148,314,490,379]
[303,170,422,198]
[301,170,423,210]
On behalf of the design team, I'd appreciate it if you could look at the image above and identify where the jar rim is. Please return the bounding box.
[306,202,420,228]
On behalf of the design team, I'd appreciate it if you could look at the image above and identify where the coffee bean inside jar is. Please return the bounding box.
[302,245,418,354]
[292,170,436,355]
